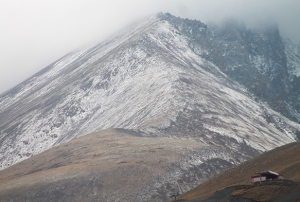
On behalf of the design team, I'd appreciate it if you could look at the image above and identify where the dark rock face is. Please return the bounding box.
[209,22,290,117]
[161,13,300,121]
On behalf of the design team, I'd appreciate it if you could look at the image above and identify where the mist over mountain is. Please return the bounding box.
[0,12,300,201]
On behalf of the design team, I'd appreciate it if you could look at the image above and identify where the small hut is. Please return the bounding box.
[251,170,284,183]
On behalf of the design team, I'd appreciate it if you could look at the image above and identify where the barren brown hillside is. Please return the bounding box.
[0,128,210,202]
[178,142,300,202]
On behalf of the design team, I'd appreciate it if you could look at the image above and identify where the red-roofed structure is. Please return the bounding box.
[251,170,284,183]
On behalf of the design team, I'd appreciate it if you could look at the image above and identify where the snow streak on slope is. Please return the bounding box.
[0,13,300,172]
[284,38,300,78]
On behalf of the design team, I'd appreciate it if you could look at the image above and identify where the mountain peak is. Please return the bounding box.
[0,12,300,201]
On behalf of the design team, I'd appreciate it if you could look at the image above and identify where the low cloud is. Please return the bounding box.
[0,0,299,94]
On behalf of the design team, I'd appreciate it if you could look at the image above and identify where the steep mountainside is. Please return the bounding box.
[161,14,300,121]
[284,38,300,121]
[0,13,300,201]
[179,142,300,202]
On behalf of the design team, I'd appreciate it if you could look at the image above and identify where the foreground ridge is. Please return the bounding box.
[179,142,300,202]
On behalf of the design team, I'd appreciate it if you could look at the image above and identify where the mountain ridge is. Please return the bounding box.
[0,12,300,201]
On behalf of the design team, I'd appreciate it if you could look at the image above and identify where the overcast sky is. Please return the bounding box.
[1,0,299,94]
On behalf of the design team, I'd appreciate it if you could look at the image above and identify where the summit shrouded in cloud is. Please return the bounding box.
[1,12,300,201]
[0,0,300,94]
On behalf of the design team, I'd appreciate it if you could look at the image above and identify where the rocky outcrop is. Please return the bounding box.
[160,13,300,121]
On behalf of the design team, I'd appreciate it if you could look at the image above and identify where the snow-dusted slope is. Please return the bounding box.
[283,38,300,121]
[284,38,300,78]
[0,12,299,176]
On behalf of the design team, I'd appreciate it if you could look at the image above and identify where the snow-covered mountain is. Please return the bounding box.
[0,12,300,200]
